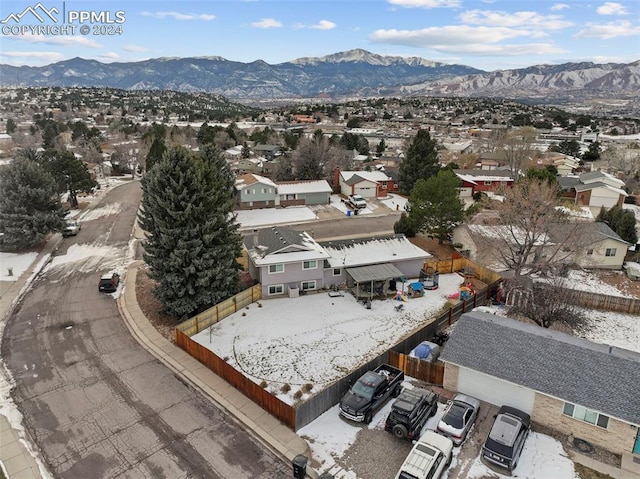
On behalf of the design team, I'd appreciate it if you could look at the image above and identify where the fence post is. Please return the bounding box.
[195,316,199,333]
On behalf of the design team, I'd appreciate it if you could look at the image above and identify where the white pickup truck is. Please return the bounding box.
[347,194,367,210]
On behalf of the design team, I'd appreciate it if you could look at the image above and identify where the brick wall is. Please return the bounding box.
[531,394,637,455]
[443,364,459,391]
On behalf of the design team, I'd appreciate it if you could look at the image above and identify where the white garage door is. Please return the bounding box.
[457,367,535,414]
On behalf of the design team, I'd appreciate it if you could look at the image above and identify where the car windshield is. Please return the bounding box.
[351,382,375,401]
[442,404,467,429]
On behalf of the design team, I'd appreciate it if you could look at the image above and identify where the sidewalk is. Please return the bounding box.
[0,238,62,479]
[117,261,318,478]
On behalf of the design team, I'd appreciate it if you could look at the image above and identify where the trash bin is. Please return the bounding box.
[346,210,351,217]
[292,454,307,479]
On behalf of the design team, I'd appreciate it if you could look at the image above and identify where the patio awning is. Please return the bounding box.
[346,263,404,283]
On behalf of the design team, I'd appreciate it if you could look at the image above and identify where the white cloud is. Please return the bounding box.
[388,0,461,8]
[575,20,640,39]
[9,34,101,48]
[459,9,573,29]
[371,25,540,46]
[0,51,64,62]
[596,2,628,15]
[99,52,120,60]
[251,18,282,28]
[141,11,215,20]
[123,45,148,53]
[311,20,337,30]
[551,3,570,11]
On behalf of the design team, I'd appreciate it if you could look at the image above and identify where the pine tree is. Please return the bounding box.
[139,145,242,320]
[0,157,65,251]
[406,169,465,243]
[399,129,440,195]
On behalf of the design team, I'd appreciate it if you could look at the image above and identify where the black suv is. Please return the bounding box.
[98,272,120,293]
[385,388,438,440]
[481,405,531,471]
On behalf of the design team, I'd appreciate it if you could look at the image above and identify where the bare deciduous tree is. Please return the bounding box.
[497,126,537,176]
[472,178,581,277]
[506,275,586,329]
[291,130,340,181]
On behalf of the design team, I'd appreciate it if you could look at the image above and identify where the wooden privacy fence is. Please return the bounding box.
[388,351,444,384]
[559,287,640,315]
[175,328,296,429]
[176,284,261,337]
[422,257,502,285]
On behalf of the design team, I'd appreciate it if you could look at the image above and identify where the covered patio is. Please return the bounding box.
[346,263,406,300]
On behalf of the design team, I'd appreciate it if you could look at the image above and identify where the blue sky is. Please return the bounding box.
[1,0,639,71]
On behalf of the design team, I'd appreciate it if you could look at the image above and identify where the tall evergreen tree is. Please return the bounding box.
[0,157,65,251]
[406,169,465,243]
[399,129,440,195]
[139,145,242,320]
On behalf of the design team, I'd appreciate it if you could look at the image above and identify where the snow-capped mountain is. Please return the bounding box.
[1,49,638,103]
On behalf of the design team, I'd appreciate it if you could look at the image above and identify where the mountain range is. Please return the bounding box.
[1,49,638,104]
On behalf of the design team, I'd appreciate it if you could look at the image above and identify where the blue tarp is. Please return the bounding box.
[410,282,424,292]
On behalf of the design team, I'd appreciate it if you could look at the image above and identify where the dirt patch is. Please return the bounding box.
[135,266,179,343]
[590,269,640,298]
[409,235,458,261]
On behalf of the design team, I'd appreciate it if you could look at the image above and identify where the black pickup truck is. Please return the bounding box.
[339,364,404,424]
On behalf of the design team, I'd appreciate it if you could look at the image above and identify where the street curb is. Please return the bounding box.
[116,263,318,479]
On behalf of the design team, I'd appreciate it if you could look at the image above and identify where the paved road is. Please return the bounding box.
[1,181,289,479]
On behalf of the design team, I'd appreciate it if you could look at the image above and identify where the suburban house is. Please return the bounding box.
[455,170,515,198]
[334,168,398,198]
[252,144,281,160]
[441,312,640,460]
[558,171,628,211]
[453,220,629,271]
[243,228,431,297]
[276,180,332,207]
[235,174,332,209]
[243,227,331,297]
[235,173,277,209]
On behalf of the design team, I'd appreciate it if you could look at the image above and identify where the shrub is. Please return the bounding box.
[280,383,291,393]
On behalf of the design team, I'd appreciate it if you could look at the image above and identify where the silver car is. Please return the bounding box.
[436,393,481,445]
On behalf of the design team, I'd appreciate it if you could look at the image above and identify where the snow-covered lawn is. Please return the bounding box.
[192,274,464,403]
[235,206,318,228]
[380,193,408,212]
[0,252,38,282]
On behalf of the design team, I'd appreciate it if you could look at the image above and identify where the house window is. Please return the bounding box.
[333,268,341,276]
[301,280,316,291]
[245,189,252,195]
[605,248,617,257]
[268,284,284,295]
[587,249,594,255]
[381,181,388,189]
[269,264,284,274]
[563,403,609,428]
[303,260,317,270]
[484,181,492,186]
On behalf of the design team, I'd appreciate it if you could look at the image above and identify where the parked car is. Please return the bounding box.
[347,194,367,210]
[395,430,453,479]
[98,272,120,293]
[436,393,481,446]
[481,405,531,471]
[339,363,404,424]
[62,219,81,237]
[385,387,439,440]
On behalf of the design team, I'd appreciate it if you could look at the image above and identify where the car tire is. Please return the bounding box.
[392,424,408,440]
[393,385,401,397]
[364,411,373,424]
[446,453,452,467]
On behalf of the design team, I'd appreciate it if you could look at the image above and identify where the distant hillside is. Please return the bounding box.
[1,49,638,104]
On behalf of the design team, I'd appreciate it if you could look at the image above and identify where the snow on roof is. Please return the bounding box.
[235,173,277,190]
[456,172,515,185]
[321,235,431,268]
[340,170,390,184]
[276,180,332,195]
[467,224,550,245]
[574,182,628,197]
[244,228,330,266]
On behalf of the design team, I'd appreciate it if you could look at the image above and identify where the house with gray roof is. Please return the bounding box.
[558,171,627,212]
[243,229,431,297]
[441,311,640,458]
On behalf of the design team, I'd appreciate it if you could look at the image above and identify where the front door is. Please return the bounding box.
[634,428,640,455]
